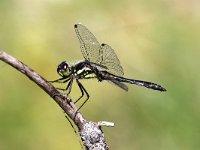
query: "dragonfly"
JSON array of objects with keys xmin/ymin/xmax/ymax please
[{"xmin": 51, "ymin": 23, "xmax": 166, "ymax": 111}]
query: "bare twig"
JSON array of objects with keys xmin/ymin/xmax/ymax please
[{"xmin": 0, "ymin": 50, "xmax": 112, "ymax": 150}]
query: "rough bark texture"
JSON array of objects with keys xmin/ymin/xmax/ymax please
[{"xmin": 0, "ymin": 50, "xmax": 111, "ymax": 150}]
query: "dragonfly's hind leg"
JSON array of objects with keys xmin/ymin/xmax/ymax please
[
  {"xmin": 75, "ymin": 79, "xmax": 90, "ymax": 112},
  {"xmin": 75, "ymin": 79, "xmax": 85, "ymax": 104}
]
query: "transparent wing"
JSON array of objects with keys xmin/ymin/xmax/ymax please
[
  {"xmin": 109, "ymin": 79, "xmax": 128, "ymax": 91},
  {"xmin": 98, "ymin": 43, "xmax": 124, "ymax": 76},
  {"xmin": 74, "ymin": 24, "xmax": 124, "ymax": 76},
  {"xmin": 74, "ymin": 24, "xmax": 101, "ymax": 63}
]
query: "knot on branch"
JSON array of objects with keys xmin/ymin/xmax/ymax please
[{"xmin": 80, "ymin": 121, "xmax": 109, "ymax": 150}]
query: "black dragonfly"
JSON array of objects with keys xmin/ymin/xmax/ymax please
[{"xmin": 51, "ymin": 24, "xmax": 166, "ymax": 111}]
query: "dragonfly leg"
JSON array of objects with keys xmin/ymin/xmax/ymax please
[
  {"xmin": 66, "ymin": 78, "xmax": 74, "ymax": 96},
  {"xmin": 56, "ymin": 87, "xmax": 66, "ymax": 91},
  {"xmin": 54, "ymin": 78, "xmax": 72, "ymax": 91},
  {"xmin": 52, "ymin": 93, "xmax": 67, "ymax": 99},
  {"xmin": 54, "ymin": 77, "xmax": 73, "ymax": 91},
  {"xmin": 48, "ymin": 77, "xmax": 67, "ymax": 83},
  {"xmin": 74, "ymin": 79, "xmax": 85, "ymax": 104},
  {"xmin": 52, "ymin": 78, "xmax": 73, "ymax": 99},
  {"xmin": 49, "ymin": 73, "xmax": 72, "ymax": 83},
  {"xmin": 75, "ymin": 79, "xmax": 89, "ymax": 112}
]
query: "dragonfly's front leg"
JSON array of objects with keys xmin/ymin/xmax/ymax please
[
  {"xmin": 51, "ymin": 77, "xmax": 72, "ymax": 99},
  {"xmin": 49, "ymin": 77, "xmax": 67, "ymax": 83},
  {"xmin": 55, "ymin": 77, "xmax": 74, "ymax": 93},
  {"xmin": 48, "ymin": 73, "xmax": 72, "ymax": 83},
  {"xmin": 50, "ymin": 77, "xmax": 71, "ymax": 91}
]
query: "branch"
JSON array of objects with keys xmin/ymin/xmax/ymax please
[{"xmin": 0, "ymin": 50, "xmax": 113, "ymax": 150}]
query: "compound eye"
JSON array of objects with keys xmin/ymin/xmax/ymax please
[
  {"xmin": 57, "ymin": 61, "xmax": 71, "ymax": 77},
  {"xmin": 60, "ymin": 61, "xmax": 68, "ymax": 68}
]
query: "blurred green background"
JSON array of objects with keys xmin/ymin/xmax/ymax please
[{"xmin": 0, "ymin": 0, "xmax": 199, "ymax": 150}]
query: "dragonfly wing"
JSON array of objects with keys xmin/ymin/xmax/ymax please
[
  {"xmin": 108, "ymin": 79, "xmax": 128, "ymax": 91},
  {"xmin": 74, "ymin": 24, "xmax": 101, "ymax": 63},
  {"xmin": 98, "ymin": 43, "xmax": 124, "ymax": 76}
]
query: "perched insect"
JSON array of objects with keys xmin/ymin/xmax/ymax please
[{"xmin": 51, "ymin": 24, "xmax": 166, "ymax": 111}]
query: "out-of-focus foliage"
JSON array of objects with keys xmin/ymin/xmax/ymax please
[{"xmin": 0, "ymin": 0, "xmax": 199, "ymax": 150}]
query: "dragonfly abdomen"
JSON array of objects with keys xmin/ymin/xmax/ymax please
[
  {"xmin": 119, "ymin": 77, "xmax": 166, "ymax": 91},
  {"xmin": 102, "ymin": 72, "xmax": 166, "ymax": 92}
]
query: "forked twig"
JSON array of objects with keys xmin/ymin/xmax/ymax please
[{"xmin": 0, "ymin": 50, "xmax": 113, "ymax": 150}]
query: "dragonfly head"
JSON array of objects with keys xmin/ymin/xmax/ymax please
[{"xmin": 57, "ymin": 61, "xmax": 72, "ymax": 77}]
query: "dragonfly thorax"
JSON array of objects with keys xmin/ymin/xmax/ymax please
[{"xmin": 57, "ymin": 61, "xmax": 73, "ymax": 77}]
